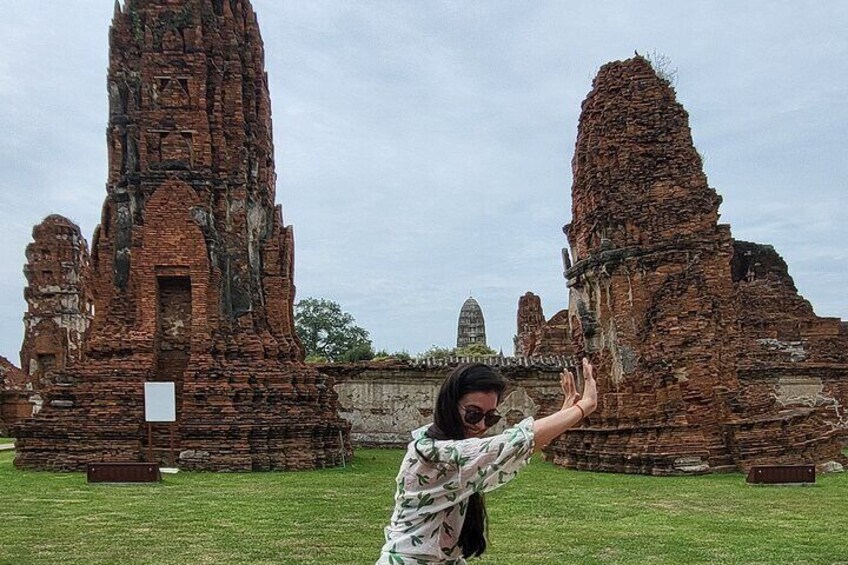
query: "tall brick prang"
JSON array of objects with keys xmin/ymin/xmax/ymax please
[
  {"xmin": 14, "ymin": 0, "xmax": 350, "ymax": 471},
  {"xmin": 548, "ymin": 56, "xmax": 847, "ymax": 474}
]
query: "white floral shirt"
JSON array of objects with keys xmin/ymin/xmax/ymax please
[{"xmin": 376, "ymin": 417, "xmax": 535, "ymax": 564}]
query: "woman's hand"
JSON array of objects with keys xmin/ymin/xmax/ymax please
[
  {"xmin": 560, "ymin": 368, "xmax": 581, "ymax": 410},
  {"xmin": 577, "ymin": 357, "xmax": 598, "ymax": 415},
  {"xmin": 532, "ymin": 357, "xmax": 599, "ymax": 450}
]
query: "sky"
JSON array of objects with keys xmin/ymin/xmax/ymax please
[{"xmin": 1, "ymin": 1, "xmax": 846, "ymax": 364}]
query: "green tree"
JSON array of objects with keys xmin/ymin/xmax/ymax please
[
  {"xmin": 418, "ymin": 343, "xmax": 497, "ymax": 359},
  {"xmin": 295, "ymin": 298, "xmax": 373, "ymax": 362},
  {"xmin": 338, "ymin": 342, "xmax": 375, "ymax": 363},
  {"xmin": 419, "ymin": 345, "xmax": 453, "ymax": 360},
  {"xmin": 373, "ymin": 349, "xmax": 412, "ymax": 361},
  {"xmin": 455, "ymin": 343, "xmax": 497, "ymax": 357}
]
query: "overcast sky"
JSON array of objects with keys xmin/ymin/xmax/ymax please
[{"xmin": 1, "ymin": 1, "xmax": 846, "ymax": 364}]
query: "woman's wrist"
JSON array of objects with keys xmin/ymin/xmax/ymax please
[
  {"xmin": 573, "ymin": 403, "xmax": 586, "ymax": 420},
  {"xmin": 577, "ymin": 399, "xmax": 596, "ymax": 416}
]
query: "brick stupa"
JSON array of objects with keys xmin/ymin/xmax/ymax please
[
  {"xmin": 14, "ymin": 0, "xmax": 350, "ymax": 471},
  {"xmin": 547, "ymin": 56, "xmax": 847, "ymax": 474}
]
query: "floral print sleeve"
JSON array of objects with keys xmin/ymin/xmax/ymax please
[
  {"xmin": 459, "ymin": 417, "xmax": 535, "ymax": 493},
  {"xmin": 377, "ymin": 417, "xmax": 535, "ymax": 564}
]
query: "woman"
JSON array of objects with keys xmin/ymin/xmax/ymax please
[{"xmin": 376, "ymin": 358, "xmax": 598, "ymax": 564}]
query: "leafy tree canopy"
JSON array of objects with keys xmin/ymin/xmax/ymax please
[
  {"xmin": 295, "ymin": 298, "xmax": 373, "ymax": 363},
  {"xmin": 418, "ymin": 343, "xmax": 497, "ymax": 359},
  {"xmin": 419, "ymin": 345, "xmax": 453, "ymax": 360},
  {"xmin": 455, "ymin": 343, "xmax": 497, "ymax": 357},
  {"xmin": 373, "ymin": 349, "xmax": 412, "ymax": 361}
]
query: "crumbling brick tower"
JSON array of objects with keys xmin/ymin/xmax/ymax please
[
  {"xmin": 20, "ymin": 215, "xmax": 94, "ymax": 390},
  {"xmin": 15, "ymin": 0, "xmax": 350, "ymax": 471},
  {"xmin": 548, "ymin": 56, "xmax": 846, "ymax": 474},
  {"xmin": 552, "ymin": 56, "xmax": 742, "ymax": 474},
  {"xmin": 514, "ymin": 292, "xmax": 546, "ymax": 356},
  {"xmin": 514, "ymin": 292, "xmax": 572, "ymax": 357}
]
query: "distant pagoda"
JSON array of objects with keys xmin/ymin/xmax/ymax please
[
  {"xmin": 14, "ymin": 0, "xmax": 350, "ymax": 471},
  {"xmin": 457, "ymin": 296, "xmax": 487, "ymax": 348}
]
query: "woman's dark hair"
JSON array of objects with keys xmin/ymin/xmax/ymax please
[{"xmin": 423, "ymin": 363, "xmax": 506, "ymax": 558}]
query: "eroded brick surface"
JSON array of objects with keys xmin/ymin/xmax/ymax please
[
  {"xmin": 730, "ymin": 241, "xmax": 848, "ymax": 468},
  {"xmin": 547, "ymin": 56, "xmax": 847, "ymax": 474},
  {"xmin": 1, "ymin": 356, "xmax": 28, "ymax": 391},
  {"xmin": 0, "ymin": 356, "xmax": 33, "ymax": 434},
  {"xmin": 14, "ymin": 0, "xmax": 350, "ymax": 471}
]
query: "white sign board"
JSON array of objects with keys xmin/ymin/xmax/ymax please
[{"xmin": 144, "ymin": 382, "xmax": 176, "ymax": 422}]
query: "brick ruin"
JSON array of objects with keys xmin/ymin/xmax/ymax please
[
  {"xmin": 514, "ymin": 291, "xmax": 573, "ymax": 357},
  {"xmin": 13, "ymin": 0, "xmax": 350, "ymax": 471},
  {"xmin": 0, "ymin": 356, "xmax": 29, "ymax": 391},
  {"xmin": 20, "ymin": 215, "xmax": 94, "ymax": 390},
  {"xmin": 544, "ymin": 56, "xmax": 847, "ymax": 474},
  {"xmin": 732, "ymin": 241, "xmax": 848, "ymax": 465},
  {"xmin": 456, "ymin": 296, "xmax": 487, "ymax": 348},
  {"xmin": 4, "ymin": 214, "xmax": 95, "ymax": 434},
  {"xmin": 1, "ymin": 356, "xmax": 33, "ymax": 435}
]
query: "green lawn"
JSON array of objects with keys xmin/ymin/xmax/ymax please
[
  {"xmin": 1, "ymin": 449, "xmax": 847, "ymax": 564},
  {"xmin": 0, "ymin": 437, "xmax": 14, "ymax": 444}
]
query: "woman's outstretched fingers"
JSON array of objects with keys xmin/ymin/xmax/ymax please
[
  {"xmin": 561, "ymin": 369, "xmax": 580, "ymax": 408},
  {"xmin": 561, "ymin": 370, "xmax": 572, "ymax": 392},
  {"xmin": 582, "ymin": 357, "xmax": 593, "ymax": 379},
  {"xmin": 580, "ymin": 357, "xmax": 598, "ymax": 411}
]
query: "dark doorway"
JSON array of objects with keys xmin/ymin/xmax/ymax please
[
  {"xmin": 151, "ymin": 276, "xmax": 191, "ymax": 463},
  {"xmin": 155, "ymin": 276, "xmax": 191, "ymax": 406}
]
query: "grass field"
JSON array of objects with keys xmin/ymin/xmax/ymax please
[{"xmin": 1, "ymin": 449, "xmax": 847, "ymax": 564}]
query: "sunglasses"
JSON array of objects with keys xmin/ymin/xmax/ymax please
[{"xmin": 460, "ymin": 405, "xmax": 502, "ymax": 427}]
